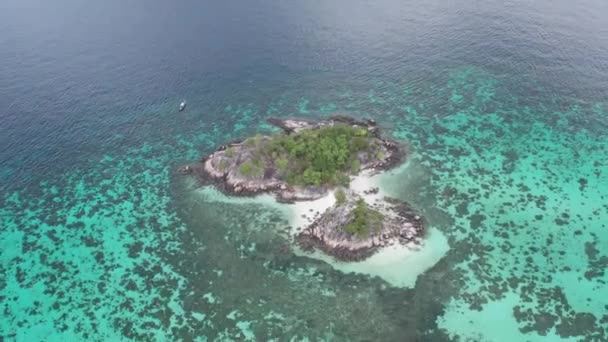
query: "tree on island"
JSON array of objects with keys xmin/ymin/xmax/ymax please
[
  {"xmin": 344, "ymin": 199, "xmax": 384, "ymax": 237},
  {"xmin": 187, "ymin": 116, "xmax": 425, "ymax": 260},
  {"xmin": 227, "ymin": 123, "xmax": 382, "ymax": 187}
]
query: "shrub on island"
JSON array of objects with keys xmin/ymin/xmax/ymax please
[
  {"xmin": 343, "ymin": 199, "xmax": 384, "ymax": 238},
  {"xmin": 235, "ymin": 123, "xmax": 380, "ymax": 186}
]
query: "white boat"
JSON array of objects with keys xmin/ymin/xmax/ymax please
[{"xmin": 179, "ymin": 101, "xmax": 187, "ymax": 111}]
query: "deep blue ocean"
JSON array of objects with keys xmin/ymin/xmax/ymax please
[{"xmin": 1, "ymin": 0, "xmax": 607, "ymax": 340}]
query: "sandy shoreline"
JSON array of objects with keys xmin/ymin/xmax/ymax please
[
  {"xmin": 289, "ymin": 192, "xmax": 336, "ymax": 234},
  {"xmin": 289, "ymin": 166, "xmax": 449, "ymax": 288},
  {"xmin": 196, "ymin": 162, "xmax": 449, "ymax": 288},
  {"xmin": 295, "ymin": 227, "xmax": 448, "ymax": 288},
  {"xmin": 289, "ymin": 169, "xmax": 384, "ymax": 233}
]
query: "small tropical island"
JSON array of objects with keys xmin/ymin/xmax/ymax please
[{"xmin": 180, "ymin": 115, "xmax": 425, "ymax": 261}]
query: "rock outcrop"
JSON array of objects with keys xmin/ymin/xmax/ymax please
[
  {"xmin": 181, "ymin": 115, "xmax": 425, "ymax": 261},
  {"xmin": 296, "ymin": 192, "xmax": 425, "ymax": 261},
  {"xmin": 184, "ymin": 115, "xmax": 405, "ymax": 203}
]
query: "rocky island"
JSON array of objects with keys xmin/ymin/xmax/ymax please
[{"xmin": 180, "ymin": 115, "xmax": 425, "ymax": 261}]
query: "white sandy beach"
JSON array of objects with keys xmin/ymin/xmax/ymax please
[
  {"xmin": 196, "ymin": 161, "xmax": 449, "ymax": 288},
  {"xmin": 296, "ymin": 227, "xmax": 448, "ymax": 288},
  {"xmin": 289, "ymin": 166, "xmax": 449, "ymax": 288},
  {"xmin": 289, "ymin": 193, "xmax": 336, "ymax": 233},
  {"xmin": 289, "ymin": 169, "xmax": 385, "ymax": 233}
]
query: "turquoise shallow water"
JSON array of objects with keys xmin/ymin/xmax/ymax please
[{"xmin": 2, "ymin": 66, "xmax": 607, "ymax": 340}]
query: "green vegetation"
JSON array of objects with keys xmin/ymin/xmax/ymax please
[
  {"xmin": 239, "ymin": 160, "xmax": 264, "ymax": 177},
  {"xmin": 344, "ymin": 199, "xmax": 384, "ymax": 238},
  {"xmin": 253, "ymin": 133, "xmax": 263, "ymax": 145},
  {"xmin": 275, "ymin": 157, "xmax": 289, "ymax": 172},
  {"xmin": 218, "ymin": 159, "xmax": 229, "ymax": 172},
  {"xmin": 334, "ymin": 188, "xmax": 347, "ymax": 205},
  {"xmin": 244, "ymin": 137, "xmax": 256, "ymax": 148},
  {"xmin": 225, "ymin": 147, "xmax": 235, "ymax": 158},
  {"xmin": 240, "ymin": 124, "xmax": 376, "ymax": 185},
  {"xmin": 350, "ymin": 159, "xmax": 360, "ymax": 173}
]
